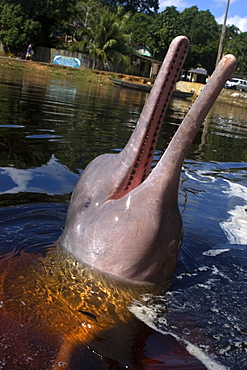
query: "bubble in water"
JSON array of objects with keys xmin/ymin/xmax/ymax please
[
  {"xmin": 182, "ymin": 328, "xmax": 190, "ymax": 335},
  {"xmin": 57, "ymin": 361, "xmax": 67, "ymax": 367}
]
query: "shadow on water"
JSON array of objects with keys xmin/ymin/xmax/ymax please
[{"xmin": 0, "ymin": 69, "xmax": 247, "ymax": 369}]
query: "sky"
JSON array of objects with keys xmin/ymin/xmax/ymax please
[{"xmin": 159, "ymin": 0, "xmax": 247, "ymax": 32}]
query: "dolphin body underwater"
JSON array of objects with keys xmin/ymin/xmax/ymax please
[{"xmin": 0, "ymin": 37, "xmax": 236, "ymax": 369}]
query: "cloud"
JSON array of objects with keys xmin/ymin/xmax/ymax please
[
  {"xmin": 159, "ymin": 0, "xmax": 188, "ymax": 12},
  {"xmin": 214, "ymin": 0, "xmax": 238, "ymax": 5},
  {"xmin": 216, "ymin": 14, "xmax": 247, "ymax": 32}
]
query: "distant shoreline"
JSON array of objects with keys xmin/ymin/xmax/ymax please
[
  {"xmin": 0, "ymin": 56, "xmax": 246, "ymax": 108},
  {"xmin": 0, "ymin": 56, "xmax": 149, "ymax": 85}
]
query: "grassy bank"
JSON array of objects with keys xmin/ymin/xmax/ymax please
[
  {"xmin": 0, "ymin": 56, "xmax": 150, "ymax": 85},
  {"xmin": 0, "ymin": 56, "xmax": 112, "ymax": 83}
]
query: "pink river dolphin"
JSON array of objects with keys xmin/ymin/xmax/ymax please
[{"xmin": 58, "ymin": 36, "xmax": 236, "ymax": 286}]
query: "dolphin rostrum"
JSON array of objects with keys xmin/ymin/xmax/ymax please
[{"xmin": 58, "ymin": 36, "xmax": 236, "ymax": 286}]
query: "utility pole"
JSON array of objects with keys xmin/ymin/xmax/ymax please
[{"xmin": 215, "ymin": 0, "xmax": 230, "ymax": 67}]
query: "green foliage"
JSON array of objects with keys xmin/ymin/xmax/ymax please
[
  {"xmin": 0, "ymin": 0, "xmax": 77, "ymax": 53},
  {"xmin": 150, "ymin": 6, "xmax": 181, "ymax": 60},
  {"xmin": 180, "ymin": 8, "xmax": 219, "ymax": 74},
  {"xmin": 224, "ymin": 30, "xmax": 247, "ymax": 74},
  {"xmin": 71, "ymin": 5, "xmax": 133, "ymax": 68},
  {"xmin": 224, "ymin": 24, "xmax": 240, "ymax": 40},
  {"xmin": 126, "ymin": 12, "xmax": 155, "ymax": 49},
  {"xmin": 102, "ymin": 0, "xmax": 159, "ymax": 14},
  {"xmin": 150, "ymin": 6, "xmax": 220, "ymax": 74},
  {"xmin": 0, "ymin": 3, "xmax": 41, "ymax": 53}
]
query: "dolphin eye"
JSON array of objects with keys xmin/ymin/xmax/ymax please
[{"xmin": 83, "ymin": 198, "xmax": 90, "ymax": 208}]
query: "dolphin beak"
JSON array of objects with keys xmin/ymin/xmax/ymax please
[{"xmin": 111, "ymin": 36, "xmax": 190, "ymax": 200}]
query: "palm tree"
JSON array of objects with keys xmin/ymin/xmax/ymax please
[
  {"xmin": 228, "ymin": 35, "xmax": 247, "ymax": 73},
  {"xmin": 71, "ymin": 6, "xmax": 132, "ymax": 70}
]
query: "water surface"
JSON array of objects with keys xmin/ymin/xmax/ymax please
[{"xmin": 0, "ymin": 69, "xmax": 247, "ymax": 369}]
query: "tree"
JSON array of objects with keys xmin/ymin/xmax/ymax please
[
  {"xmin": 224, "ymin": 24, "xmax": 240, "ymax": 41},
  {"xmin": 126, "ymin": 12, "xmax": 155, "ymax": 49},
  {"xmin": 142, "ymin": 6, "xmax": 220, "ymax": 73},
  {"xmin": 102, "ymin": 0, "xmax": 159, "ymax": 14},
  {"xmin": 0, "ymin": 3, "xmax": 41, "ymax": 53},
  {"xmin": 224, "ymin": 31, "xmax": 247, "ymax": 73},
  {"xmin": 0, "ymin": 0, "xmax": 77, "ymax": 53},
  {"xmin": 71, "ymin": 6, "xmax": 133, "ymax": 69},
  {"xmin": 180, "ymin": 7, "xmax": 219, "ymax": 73},
  {"xmin": 150, "ymin": 6, "xmax": 183, "ymax": 60}
]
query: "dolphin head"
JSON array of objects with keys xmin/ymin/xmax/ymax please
[{"xmin": 58, "ymin": 37, "xmax": 236, "ymax": 285}]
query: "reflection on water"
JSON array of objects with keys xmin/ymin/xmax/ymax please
[
  {"xmin": 200, "ymin": 103, "xmax": 247, "ymax": 162},
  {"xmin": 0, "ymin": 69, "xmax": 247, "ymax": 369}
]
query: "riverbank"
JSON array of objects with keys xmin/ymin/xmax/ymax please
[
  {"xmin": 0, "ymin": 56, "xmax": 149, "ymax": 85},
  {"xmin": 177, "ymin": 80, "xmax": 247, "ymax": 107},
  {"xmin": 1, "ymin": 56, "xmax": 247, "ymax": 108},
  {"xmin": 0, "ymin": 56, "xmax": 112, "ymax": 83}
]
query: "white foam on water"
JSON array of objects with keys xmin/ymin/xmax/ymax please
[
  {"xmin": 220, "ymin": 180, "xmax": 247, "ymax": 244},
  {"xmin": 184, "ymin": 169, "xmax": 217, "ymax": 183},
  {"xmin": 129, "ymin": 301, "xmax": 228, "ymax": 370},
  {"xmin": 220, "ymin": 206, "xmax": 247, "ymax": 244},
  {"xmin": 202, "ymin": 249, "xmax": 230, "ymax": 257},
  {"xmin": 222, "ymin": 180, "xmax": 247, "ymax": 201}
]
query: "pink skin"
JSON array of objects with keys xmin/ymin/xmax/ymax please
[{"xmin": 58, "ymin": 36, "xmax": 236, "ymax": 285}]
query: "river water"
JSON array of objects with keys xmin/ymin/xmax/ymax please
[{"xmin": 0, "ymin": 68, "xmax": 246, "ymax": 369}]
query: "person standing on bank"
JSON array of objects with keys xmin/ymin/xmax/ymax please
[{"xmin": 26, "ymin": 44, "xmax": 34, "ymax": 60}]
